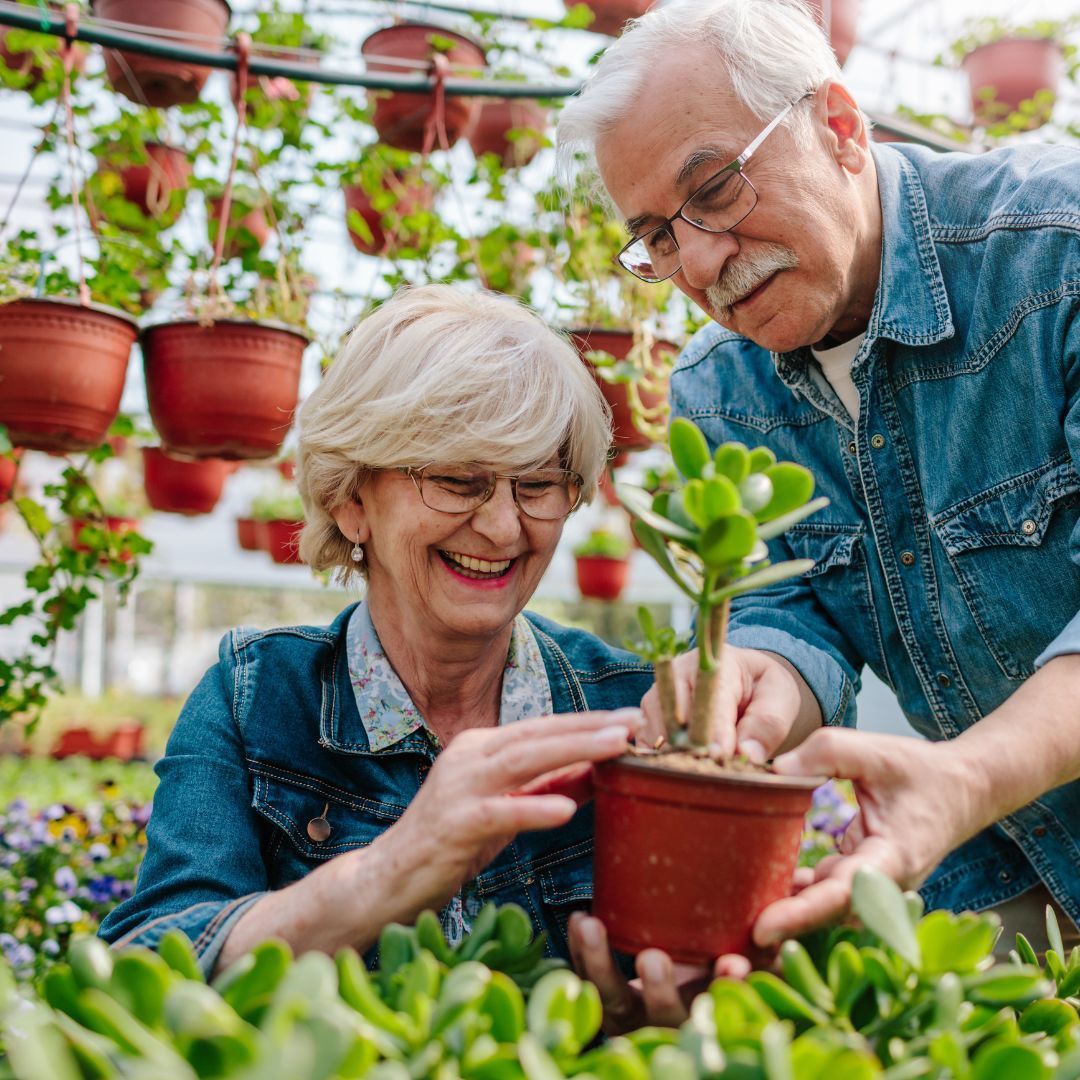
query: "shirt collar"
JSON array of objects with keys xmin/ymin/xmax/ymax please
[{"xmin": 345, "ymin": 600, "xmax": 553, "ymax": 753}]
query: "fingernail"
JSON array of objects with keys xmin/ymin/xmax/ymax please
[
  {"xmin": 639, "ymin": 951, "xmax": 668, "ymax": 980},
  {"xmin": 580, "ymin": 918, "xmax": 603, "ymax": 949},
  {"xmin": 771, "ymin": 751, "xmax": 796, "ymax": 773},
  {"xmin": 594, "ymin": 724, "xmax": 630, "ymax": 744},
  {"xmin": 739, "ymin": 739, "xmax": 766, "ymax": 764},
  {"xmin": 610, "ymin": 708, "xmax": 644, "ymax": 730}
]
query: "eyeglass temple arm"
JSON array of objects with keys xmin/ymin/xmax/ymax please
[{"xmin": 737, "ymin": 94, "xmax": 809, "ymax": 166}]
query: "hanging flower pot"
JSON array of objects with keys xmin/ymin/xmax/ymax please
[
  {"xmin": 361, "ymin": 23, "xmax": 486, "ymax": 152},
  {"xmin": 101, "ymin": 142, "xmax": 192, "ymax": 220},
  {"xmin": 264, "ymin": 517, "xmax": 304, "ymax": 564},
  {"xmin": 569, "ymin": 328, "xmax": 672, "ymax": 454},
  {"xmin": 343, "ymin": 172, "xmax": 435, "ymax": 256},
  {"xmin": 467, "ymin": 98, "xmax": 549, "ymax": 168},
  {"xmin": 592, "ymin": 760, "xmax": 819, "ymax": 961},
  {"xmin": 577, "ymin": 1, "xmax": 655, "ymax": 36},
  {"xmin": 575, "ymin": 554, "xmax": 629, "ymax": 601},
  {"xmin": 92, "ymin": 0, "xmax": 231, "ymax": 108},
  {"xmin": 142, "ymin": 446, "xmax": 231, "ymax": 516},
  {"xmin": 207, "ymin": 192, "xmax": 271, "ymax": 260},
  {"xmin": 0, "ymin": 450, "xmax": 22, "ymax": 503},
  {"xmin": 0, "ymin": 299, "xmax": 138, "ymax": 452},
  {"xmin": 70, "ymin": 515, "xmax": 142, "ymax": 563},
  {"xmin": 236, "ymin": 516, "xmax": 259, "ymax": 550},
  {"xmin": 961, "ymin": 37, "xmax": 1064, "ymax": 129},
  {"xmin": 142, "ymin": 319, "xmax": 307, "ymax": 459},
  {"xmin": 807, "ymin": 0, "xmax": 858, "ymax": 66},
  {"xmin": 0, "ymin": 18, "xmax": 86, "ymax": 91}
]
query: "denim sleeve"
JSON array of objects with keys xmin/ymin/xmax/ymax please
[{"xmin": 98, "ymin": 633, "xmax": 269, "ymax": 976}]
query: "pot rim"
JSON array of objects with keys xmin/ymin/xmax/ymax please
[
  {"xmin": 140, "ymin": 316, "xmax": 311, "ymax": 345},
  {"xmin": 360, "ymin": 21, "xmax": 487, "ymax": 61},
  {"xmin": 598, "ymin": 752, "xmax": 827, "ymax": 791},
  {"xmin": 0, "ymin": 295, "xmax": 140, "ymax": 330},
  {"xmin": 91, "ymin": 0, "xmax": 232, "ymax": 15}
]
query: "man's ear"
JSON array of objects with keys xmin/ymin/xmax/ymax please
[
  {"xmin": 820, "ymin": 81, "xmax": 870, "ymax": 172},
  {"xmin": 330, "ymin": 498, "xmax": 369, "ymax": 544}
]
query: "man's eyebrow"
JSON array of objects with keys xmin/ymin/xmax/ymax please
[{"xmin": 622, "ymin": 145, "xmax": 734, "ymax": 237}]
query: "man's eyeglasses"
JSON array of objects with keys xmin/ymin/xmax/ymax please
[
  {"xmin": 617, "ymin": 95, "xmax": 811, "ymax": 284},
  {"xmin": 403, "ymin": 465, "xmax": 584, "ymax": 521}
]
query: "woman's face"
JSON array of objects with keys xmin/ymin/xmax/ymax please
[{"xmin": 334, "ymin": 466, "xmax": 566, "ymax": 647}]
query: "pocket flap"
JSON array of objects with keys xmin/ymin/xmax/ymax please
[{"xmin": 784, "ymin": 524, "xmax": 864, "ymax": 578}]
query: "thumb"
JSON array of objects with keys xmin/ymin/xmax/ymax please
[{"xmin": 772, "ymin": 727, "xmax": 869, "ymax": 781}]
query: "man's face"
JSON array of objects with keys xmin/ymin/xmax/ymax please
[{"xmin": 596, "ymin": 52, "xmax": 874, "ymax": 353}]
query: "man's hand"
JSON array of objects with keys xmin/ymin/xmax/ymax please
[{"xmin": 640, "ymin": 646, "xmax": 818, "ymax": 760}]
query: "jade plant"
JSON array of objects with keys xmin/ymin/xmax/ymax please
[{"xmin": 619, "ymin": 417, "xmax": 827, "ymax": 753}]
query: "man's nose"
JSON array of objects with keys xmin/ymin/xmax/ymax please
[{"xmin": 672, "ymin": 217, "xmax": 740, "ymax": 293}]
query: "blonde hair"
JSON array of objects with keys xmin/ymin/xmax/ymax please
[{"xmin": 297, "ymin": 284, "xmax": 612, "ymax": 580}]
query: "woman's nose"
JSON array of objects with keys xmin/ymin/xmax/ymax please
[{"xmin": 471, "ymin": 478, "xmax": 522, "ymax": 543}]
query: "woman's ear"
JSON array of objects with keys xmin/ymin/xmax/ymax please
[{"xmin": 330, "ymin": 498, "xmax": 369, "ymax": 544}]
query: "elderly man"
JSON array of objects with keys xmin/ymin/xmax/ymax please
[{"xmin": 557, "ymin": 0, "xmax": 1080, "ymax": 978}]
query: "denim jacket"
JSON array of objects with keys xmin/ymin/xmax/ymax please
[
  {"xmin": 671, "ymin": 141, "xmax": 1080, "ymax": 923},
  {"xmin": 98, "ymin": 605, "xmax": 653, "ymax": 974}
]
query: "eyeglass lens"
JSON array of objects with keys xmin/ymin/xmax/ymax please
[{"xmin": 418, "ymin": 467, "xmax": 580, "ymax": 520}]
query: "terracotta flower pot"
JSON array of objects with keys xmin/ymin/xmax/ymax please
[
  {"xmin": 578, "ymin": 0, "xmax": 655, "ymax": 36},
  {"xmin": 98, "ymin": 141, "xmax": 192, "ymax": 221},
  {"xmin": 961, "ymin": 37, "xmax": 1064, "ymax": 129},
  {"xmin": 207, "ymin": 195, "xmax": 271, "ymax": 259},
  {"xmin": 361, "ymin": 23, "xmax": 486, "ymax": 152},
  {"xmin": 142, "ymin": 446, "xmax": 231, "ymax": 516},
  {"xmin": 806, "ymin": 0, "xmax": 858, "ymax": 66},
  {"xmin": 0, "ymin": 299, "xmax": 138, "ymax": 452},
  {"xmin": 467, "ymin": 98, "xmax": 549, "ymax": 167},
  {"xmin": 0, "ymin": 450, "xmax": 22, "ymax": 503},
  {"xmin": 592, "ymin": 758, "xmax": 819, "ymax": 962},
  {"xmin": 264, "ymin": 517, "xmax": 304, "ymax": 564},
  {"xmin": 236, "ymin": 516, "xmax": 259, "ymax": 551},
  {"xmin": 575, "ymin": 554, "xmax": 629, "ymax": 601},
  {"xmin": 569, "ymin": 328, "xmax": 672, "ymax": 454},
  {"xmin": 71, "ymin": 515, "xmax": 142, "ymax": 563},
  {"xmin": 93, "ymin": 0, "xmax": 231, "ymax": 108},
  {"xmin": 51, "ymin": 722, "xmax": 144, "ymax": 761},
  {"xmin": 142, "ymin": 319, "xmax": 307, "ymax": 460},
  {"xmin": 0, "ymin": 20, "xmax": 86, "ymax": 89},
  {"xmin": 343, "ymin": 176, "xmax": 434, "ymax": 256}
]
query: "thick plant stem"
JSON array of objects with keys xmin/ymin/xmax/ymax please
[
  {"xmin": 654, "ymin": 657, "xmax": 683, "ymax": 744},
  {"xmin": 689, "ymin": 600, "xmax": 730, "ymax": 750}
]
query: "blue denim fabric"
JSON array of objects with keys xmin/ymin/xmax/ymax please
[
  {"xmin": 98, "ymin": 605, "xmax": 653, "ymax": 975},
  {"xmin": 670, "ymin": 141, "xmax": 1080, "ymax": 924}
]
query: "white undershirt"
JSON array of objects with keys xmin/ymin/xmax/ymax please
[{"xmin": 810, "ymin": 332, "xmax": 865, "ymax": 423}]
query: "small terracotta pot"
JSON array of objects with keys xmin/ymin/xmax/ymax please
[
  {"xmin": 961, "ymin": 37, "xmax": 1064, "ymax": 129},
  {"xmin": 142, "ymin": 319, "xmax": 307, "ymax": 460},
  {"xmin": 575, "ymin": 555, "xmax": 629, "ymax": 601},
  {"xmin": 806, "ymin": 0, "xmax": 858, "ymax": 66},
  {"xmin": 142, "ymin": 446, "xmax": 230, "ymax": 516},
  {"xmin": 0, "ymin": 299, "xmax": 138, "ymax": 452},
  {"xmin": 361, "ymin": 23, "xmax": 486, "ymax": 152},
  {"xmin": 264, "ymin": 517, "xmax": 304, "ymax": 564},
  {"xmin": 0, "ymin": 21, "xmax": 86, "ymax": 89},
  {"xmin": 592, "ymin": 757, "xmax": 819, "ymax": 962},
  {"xmin": 70, "ymin": 516, "xmax": 142, "ymax": 563},
  {"xmin": 467, "ymin": 98, "xmax": 548, "ymax": 167},
  {"xmin": 94, "ymin": 0, "xmax": 231, "ymax": 107},
  {"xmin": 578, "ymin": 0, "xmax": 654, "ymax": 36},
  {"xmin": 207, "ymin": 195, "xmax": 271, "ymax": 259},
  {"xmin": 569, "ymin": 328, "xmax": 673, "ymax": 454},
  {"xmin": 236, "ymin": 516, "xmax": 259, "ymax": 551},
  {"xmin": 51, "ymin": 722, "xmax": 144, "ymax": 761},
  {"xmin": 343, "ymin": 176, "xmax": 434, "ymax": 256},
  {"xmin": 109, "ymin": 142, "xmax": 191, "ymax": 218},
  {"xmin": 0, "ymin": 450, "xmax": 22, "ymax": 503}
]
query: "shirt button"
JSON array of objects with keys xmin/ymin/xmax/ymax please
[
  {"xmin": 900, "ymin": 550, "xmax": 915, "ymax": 566},
  {"xmin": 307, "ymin": 816, "xmax": 332, "ymax": 843},
  {"xmin": 847, "ymin": 441, "xmax": 857, "ymax": 455},
  {"xmin": 936, "ymin": 673, "xmax": 951, "ymax": 688},
  {"xmin": 1021, "ymin": 519, "xmax": 1037, "ymax": 536},
  {"xmin": 1033, "ymin": 825, "xmax": 1047, "ymax": 838},
  {"xmin": 870, "ymin": 434, "xmax": 886, "ymax": 449}
]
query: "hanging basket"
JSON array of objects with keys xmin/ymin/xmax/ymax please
[
  {"xmin": 142, "ymin": 446, "xmax": 231, "ymax": 515},
  {"xmin": 961, "ymin": 37, "xmax": 1064, "ymax": 129},
  {"xmin": 235, "ymin": 516, "xmax": 259, "ymax": 551},
  {"xmin": 264, "ymin": 517, "xmax": 304, "ymax": 564},
  {"xmin": 207, "ymin": 195, "xmax": 271, "ymax": 260},
  {"xmin": 0, "ymin": 450, "xmax": 21, "ymax": 503},
  {"xmin": 575, "ymin": 554, "xmax": 629, "ymax": 601},
  {"xmin": 360, "ymin": 23, "xmax": 486, "ymax": 152},
  {"xmin": 466, "ymin": 98, "xmax": 549, "ymax": 168},
  {"xmin": 342, "ymin": 173, "xmax": 435, "ymax": 256},
  {"xmin": 92, "ymin": 0, "xmax": 231, "ymax": 108},
  {"xmin": 578, "ymin": 0, "xmax": 655, "ymax": 36},
  {"xmin": 0, "ymin": 17, "xmax": 87, "ymax": 90},
  {"xmin": 0, "ymin": 298, "xmax": 137, "ymax": 452},
  {"xmin": 142, "ymin": 319, "xmax": 307, "ymax": 460},
  {"xmin": 807, "ymin": 0, "xmax": 859, "ymax": 66},
  {"xmin": 568, "ymin": 328, "xmax": 672, "ymax": 453},
  {"xmin": 102, "ymin": 141, "xmax": 192, "ymax": 219}
]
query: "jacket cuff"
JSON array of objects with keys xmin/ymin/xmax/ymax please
[
  {"xmin": 727, "ymin": 626, "xmax": 857, "ymax": 728},
  {"xmin": 106, "ymin": 893, "xmax": 267, "ymax": 977},
  {"xmin": 1034, "ymin": 611, "xmax": 1080, "ymax": 669}
]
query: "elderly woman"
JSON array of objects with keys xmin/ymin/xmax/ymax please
[{"xmin": 99, "ymin": 285, "xmax": 654, "ymax": 978}]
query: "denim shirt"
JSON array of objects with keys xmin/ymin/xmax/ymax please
[
  {"xmin": 98, "ymin": 604, "xmax": 653, "ymax": 975},
  {"xmin": 671, "ymin": 141, "xmax": 1080, "ymax": 924}
]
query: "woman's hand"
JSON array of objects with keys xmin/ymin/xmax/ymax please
[{"xmin": 374, "ymin": 709, "xmax": 643, "ymax": 921}]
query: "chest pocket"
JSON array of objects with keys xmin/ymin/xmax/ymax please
[
  {"xmin": 932, "ymin": 460, "xmax": 1080, "ymax": 680},
  {"xmin": 250, "ymin": 764, "xmax": 404, "ymax": 887},
  {"xmin": 784, "ymin": 523, "xmax": 874, "ymax": 613}
]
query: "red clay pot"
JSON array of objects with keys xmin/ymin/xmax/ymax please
[
  {"xmin": 0, "ymin": 21, "xmax": 86, "ymax": 88},
  {"xmin": 142, "ymin": 446, "xmax": 230, "ymax": 516},
  {"xmin": 0, "ymin": 450, "xmax": 22, "ymax": 502},
  {"xmin": 579, "ymin": 0, "xmax": 655, "ymax": 36},
  {"xmin": 94, "ymin": 0, "xmax": 231, "ymax": 107},
  {"xmin": 52, "ymin": 722, "xmax": 144, "ymax": 761},
  {"xmin": 142, "ymin": 319, "xmax": 307, "ymax": 460},
  {"xmin": 467, "ymin": 98, "xmax": 548, "ymax": 167},
  {"xmin": 361, "ymin": 23, "xmax": 486, "ymax": 152},
  {"xmin": 111, "ymin": 142, "xmax": 191, "ymax": 218},
  {"xmin": 207, "ymin": 195, "xmax": 271, "ymax": 259},
  {"xmin": 569, "ymin": 328, "xmax": 673, "ymax": 454},
  {"xmin": 575, "ymin": 555, "xmax": 629, "ymax": 601},
  {"xmin": 962, "ymin": 38, "xmax": 1063, "ymax": 128},
  {"xmin": 71, "ymin": 516, "xmax": 142, "ymax": 562},
  {"xmin": 593, "ymin": 757, "xmax": 819, "ymax": 962},
  {"xmin": 806, "ymin": 0, "xmax": 858, "ymax": 66},
  {"xmin": 236, "ymin": 516, "xmax": 259, "ymax": 551},
  {"xmin": 0, "ymin": 299, "xmax": 138, "ymax": 453},
  {"xmin": 343, "ymin": 176, "xmax": 434, "ymax": 256},
  {"xmin": 264, "ymin": 517, "xmax": 304, "ymax": 564}
]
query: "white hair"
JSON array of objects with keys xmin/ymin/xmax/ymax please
[
  {"xmin": 297, "ymin": 284, "xmax": 612, "ymax": 580},
  {"xmin": 556, "ymin": 0, "xmax": 845, "ymax": 199}
]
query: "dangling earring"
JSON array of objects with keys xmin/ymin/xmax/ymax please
[{"xmin": 351, "ymin": 539, "xmax": 364, "ymax": 563}]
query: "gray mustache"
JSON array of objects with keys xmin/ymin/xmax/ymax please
[{"xmin": 705, "ymin": 245, "xmax": 799, "ymax": 310}]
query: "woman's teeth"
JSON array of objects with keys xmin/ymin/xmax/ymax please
[{"xmin": 440, "ymin": 551, "xmax": 513, "ymax": 578}]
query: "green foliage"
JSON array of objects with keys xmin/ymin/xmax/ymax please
[
  {"xmin": 249, "ymin": 489, "xmax": 305, "ymax": 523},
  {"xmin": 572, "ymin": 529, "xmax": 630, "ymax": 561},
  {"xmin": 625, "ymin": 605, "xmax": 690, "ymax": 664}
]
